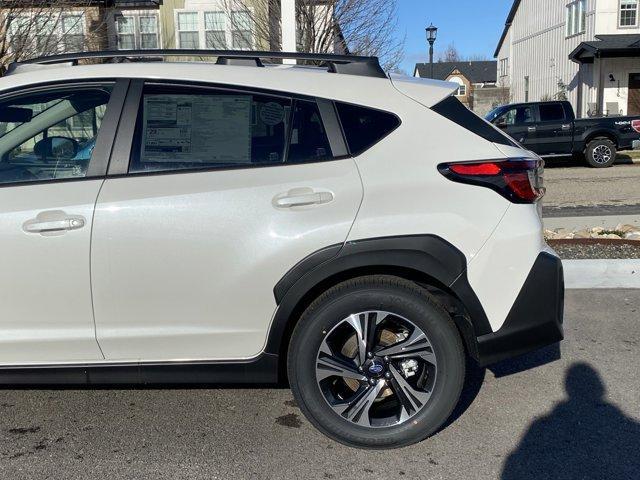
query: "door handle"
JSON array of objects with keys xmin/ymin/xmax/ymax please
[
  {"xmin": 561, "ymin": 124, "xmax": 572, "ymax": 130},
  {"xmin": 527, "ymin": 126, "xmax": 537, "ymax": 132},
  {"xmin": 273, "ymin": 188, "xmax": 334, "ymax": 208},
  {"xmin": 23, "ymin": 217, "xmax": 85, "ymax": 234}
]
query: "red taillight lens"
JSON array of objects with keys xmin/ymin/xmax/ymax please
[
  {"xmin": 438, "ymin": 159, "xmax": 545, "ymax": 204},
  {"xmin": 632, "ymin": 120, "xmax": 640, "ymax": 134}
]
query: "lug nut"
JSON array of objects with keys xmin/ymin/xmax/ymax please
[
  {"xmin": 358, "ymin": 366, "xmax": 364, "ymax": 372},
  {"xmin": 367, "ymin": 352, "xmax": 373, "ymax": 359},
  {"xmin": 385, "ymin": 372, "xmax": 391, "ymax": 379},
  {"xmin": 384, "ymin": 356, "xmax": 389, "ymax": 362},
  {"xmin": 369, "ymin": 378, "xmax": 377, "ymax": 385}
]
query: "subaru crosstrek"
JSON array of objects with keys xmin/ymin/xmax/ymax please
[{"xmin": 0, "ymin": 50, "xmax": 564, "ymax": 449}]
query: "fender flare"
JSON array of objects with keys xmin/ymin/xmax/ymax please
[{"xmin": 265, "ymin": 235, "xmax": 492, "ymax": 356}]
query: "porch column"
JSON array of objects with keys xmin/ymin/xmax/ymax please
[
  {"xmin": 596, "ymin": 54, "xmax": 605, "ymax": 116},
  {"xmin": 281, "ymin": 0, "xmax": 296, "ymax": 63}
]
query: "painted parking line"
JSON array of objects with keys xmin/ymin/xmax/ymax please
[{"xmin": 564, "ymin": 259, "xmax": 640, "ymax": 289}]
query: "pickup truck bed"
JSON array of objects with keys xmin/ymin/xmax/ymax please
[{"xmin": 486, "ymin": 100, "xmax": 640, "ymax": 167}]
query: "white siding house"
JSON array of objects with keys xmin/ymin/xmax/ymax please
[{"xmin": 495, "ymin": 0, "xmax": 640, "ymax": 117}]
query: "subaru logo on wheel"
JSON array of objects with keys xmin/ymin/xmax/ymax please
[{"xmin": 368, "ymin": 361, "xmax": 384, "ymax": 375}]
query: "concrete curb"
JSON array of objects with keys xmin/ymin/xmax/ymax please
[{"xmin": 564, "ymin": 259, "xmax": 640, "ymax": 289}]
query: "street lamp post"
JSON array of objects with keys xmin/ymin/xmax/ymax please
[{"xmin": 426, "ymin": 23, "xmax": 438, "ymax": 79}]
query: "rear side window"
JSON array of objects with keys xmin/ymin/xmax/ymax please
[
  {"xmin": 538, "ymin": 103, "xmax": 566, "ymax": 122},
  {"xmin": 129, "ymin": 85, "xmax": 335, "ymax": 173},
  {"xmin": 287, "ymin": 100, "xmax": 333, "ymax": 163},
  {"xmin": 335, "ymin": 102, "xmax": 400, "ymax": 155},
  {"xmin": 431, "ymin": 96, "xmax": 516, "ymax": 147}
]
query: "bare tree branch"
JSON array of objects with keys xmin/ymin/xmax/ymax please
[
  {"xmin": 222, "ymin": 0, "xmax": 405, "ymax": 72},
  {"xmin": 0, "ymin": 0, "xmax": 108, "ymax": 74}
]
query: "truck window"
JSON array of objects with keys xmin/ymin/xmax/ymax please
[
  {"xmin": 538, "ymin": 103, "xmax": 566, "ymax": 122},
  {"xmin": 496, "ymin": 106, "xmax": 534, "ymax": 126}
]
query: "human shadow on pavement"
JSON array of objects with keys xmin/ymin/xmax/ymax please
[{"xmin": 501, "ymin": 362, "xmax": 640, "ymax": 480}]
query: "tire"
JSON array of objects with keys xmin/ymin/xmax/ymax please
[
  {"xmin": 585, "ymin": 138, "xmax": 616, "ymax": 168},
  {"xmin": 287, "ymin": 275, "xmax": 465, "ymax": 449}
]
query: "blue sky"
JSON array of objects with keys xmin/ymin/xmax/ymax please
[{"xmin": 398, "ymin": 0, "xmax": 514, "ymax": 73}]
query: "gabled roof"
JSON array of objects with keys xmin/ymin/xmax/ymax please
[
  {"xmin": 413, "ymin": 61, "xmax": 497, "ymax": 84},
  {"xmin": 569, "ymin": 34, "xmax": 640, "ymax": 63},
  {"xmin": 494, "ymin": 0, "xmax": 521, "ymax": 58}
]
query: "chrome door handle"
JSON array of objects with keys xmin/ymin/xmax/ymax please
[
  {"xmin": 527, "ymin": 126, "xmax": 537, "ymax": 132},
  {"xmin": 561, "ymin": 124, "xmax": 572, "ymax": 130},
  {"xmin": 23, "ymin": 217, "xmax": 85, "ymax": 233},
  {"xmin": 273, "ymin": 188, "xmax": 334, "ymax": 208}
]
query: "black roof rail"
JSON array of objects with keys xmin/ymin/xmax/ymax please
[{"xmin": 9, "ymin": 49, "xmax": 387, "ymax": 79}]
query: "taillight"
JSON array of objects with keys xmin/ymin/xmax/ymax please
[
  {"xmin": 438, "ymin": 158, "xmax": 546, "ymax": 204},
  {"xmin": 632, "ymin": 120, "xmax": 640, "ymax": 134}
]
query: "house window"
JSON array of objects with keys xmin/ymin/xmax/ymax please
[
  {"xmin": 231, "ymin": 11, "xmax": 252, "ymax": 50},
  {"xmin": 176, "ymin": 10, "xmax": 254, "ymax": 50},
  {"xmin": 177, "ymin": 12, "xmax": 200, "ymax": 48},
  {"xmin": 116, "ymin": 15, "xmax": 135, "ymax": 49},
  {"xmin": 61, "ymin": 14, "xmax": 85, "ymax": 52},
  {"xmin": 566, "ymin": 0, "xmax": 586, "ymax": 36},
  {"xmin": 139, "ymin": 15, "xmax": 159, "ymax": 49},
  {"xmin": 7, "ymin": 13, "xmax": 85, "ymax": 55},
  {"xmin": 620, "ymin": 0, "xmax": 639, "ymax": 27},
  {"xmin": 205, "ymin": 12, "xmax": 226, "ymax": 49},
  {"xmin": 450, "ymin": 76, "xmax": 467, "ymax": 97},
  {"xmin": 115, "ymin": 14, "xmax": 159, "ymax": 50},
  {"xmin": 499, "ymin": 58, "xmax": 509, "ymax": 77}
]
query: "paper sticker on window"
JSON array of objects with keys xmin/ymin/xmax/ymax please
[
  {"xmin": 260, "ymin": 102, "xmax": 285, "ymax": 126},
  {"xmin": 141, "ymin": 94, "xmax": 252, "ymax": 163}
]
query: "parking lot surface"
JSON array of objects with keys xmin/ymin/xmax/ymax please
[
  {"xmin": 1, "ymin": 289, "xmax": 639, "ymax": 480},
  {"xmin": 544, "ymin": 159, "xmax": 640, "ymax": 209}
]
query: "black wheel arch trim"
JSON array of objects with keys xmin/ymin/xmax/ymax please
[{"xmin": 268, "ymin": 235, "xmax": 493, "ymax": 358}]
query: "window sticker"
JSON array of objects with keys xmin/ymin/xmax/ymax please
[
  {"xmin": 260, "ymin": 102, "xmax": 285, "ymax": 126},
  {"xmin": 141, "ymin": 94, "xmax": 252, "ymax": 163}
]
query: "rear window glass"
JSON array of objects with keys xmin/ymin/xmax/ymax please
[
  {"xmin": 431, "ymin": 96, "xmax": 516, "ymax": 147},
  {"xmin": 335, "ymin": 102, "xmax": 400, "ymax": 155},
  {"xmin": 129, "ymin": 85, "xmax": 335, "ymax": 173},
  {"xmin": 539, "ymin": 103, "xmax": 566, "ymax": 122}
]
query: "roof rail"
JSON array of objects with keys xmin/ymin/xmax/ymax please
[{"xmin": 8, "ymin": 49, "xmax": 387, "ymax": 79}]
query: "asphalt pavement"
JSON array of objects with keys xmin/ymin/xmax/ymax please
[{"xmin": 1, "ymin": 289, "xmax": 638, "ymax": 479}]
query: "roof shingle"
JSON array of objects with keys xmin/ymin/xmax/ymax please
[{"xmin": 413, "ymin": 61, "xmax": 497, "ymax": 84}]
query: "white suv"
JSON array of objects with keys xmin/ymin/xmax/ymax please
[{"xmin": 0, "ymin": 51, "xmax": 564, "ymax": 449}]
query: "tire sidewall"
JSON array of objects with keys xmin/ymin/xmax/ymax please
[
  {"xmin": 288, "ymin": 281, "xmax": 465, "ymax": 449},
  {"xmin": 586, "ymin": 139, "xmax": 616, "ymax": 168}
]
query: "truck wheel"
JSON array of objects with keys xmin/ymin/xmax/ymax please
[{"xmin": 585, "ymin": 138, "xmax": 616, "ymax": 168}]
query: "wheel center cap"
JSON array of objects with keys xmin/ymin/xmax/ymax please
[{"xmin": 365, "ymin": 359, "xmax": 386, "ymax": 377}]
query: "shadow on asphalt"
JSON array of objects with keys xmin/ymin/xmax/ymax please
[
  {"xmin": 543, "ymin": 154, "xmax": 637, "ymax": 169},
  {"xmin": 443, "ymin": 343, "xmax": 561, "ymax": 431},
  {"xmin": 501, "ymin": 363, "xmax": 640, "ymax": 480}
]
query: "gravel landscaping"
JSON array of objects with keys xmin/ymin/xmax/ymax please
[{"xmin": 549, "ymin": 239, "xmax": 640, "ymax": 259}]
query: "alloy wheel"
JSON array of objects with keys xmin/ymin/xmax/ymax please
[
  {"xmin": 592, "ymin": 144, "xmax": 612, "ymax": 164},
  {"xmin": 315, "ymin": 311, "xmax": 437, "ymax": 428}
]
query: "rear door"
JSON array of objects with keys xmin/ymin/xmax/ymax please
[
  {"xmin": 91, "ymin": 81, "xmax": 363, "ymax": 361},
  {"xmin": 533, "ymin": 102, "xmax": 573, "ymax": 155},
  {"xmin": 0, "ymin": 80, "xmax": 127, "ymax": 364}
]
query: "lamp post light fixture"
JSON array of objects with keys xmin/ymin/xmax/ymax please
[{"xmin": 426, "ymin": 23, "xmax": 438, "ymax": 79}]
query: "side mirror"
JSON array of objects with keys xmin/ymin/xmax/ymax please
[{"xmin": 34, "ymin": 136, "xmax": 79, "ymax": 161}]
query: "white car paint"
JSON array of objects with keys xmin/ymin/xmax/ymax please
[
  {"xmin": 91, "ymin": 160, "xmax": 362, "ymax": 361},
  {"xmin": 0, "ymin": 60, "xmax": 556, "ymax": 365},
  {"xmin": 0, "ymin": 181, "xmax": 104, "ymax": 364}
]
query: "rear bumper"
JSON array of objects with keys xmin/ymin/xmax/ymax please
[{"xmin": 474, "ymin": 252, "xmax": 564, "ymax": 366}]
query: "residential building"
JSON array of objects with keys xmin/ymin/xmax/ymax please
[
  {"xmin": 413, "ymin": 60, "xmax": 504, "ymax": 115},
  {"xmin": 495, "ymin": 0, "xmax": 640, "ymax": 117}
]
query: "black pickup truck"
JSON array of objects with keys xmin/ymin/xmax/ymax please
[{"xmin": 485, "ymin": 101, "xmax": 640, "ymax": 168}]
